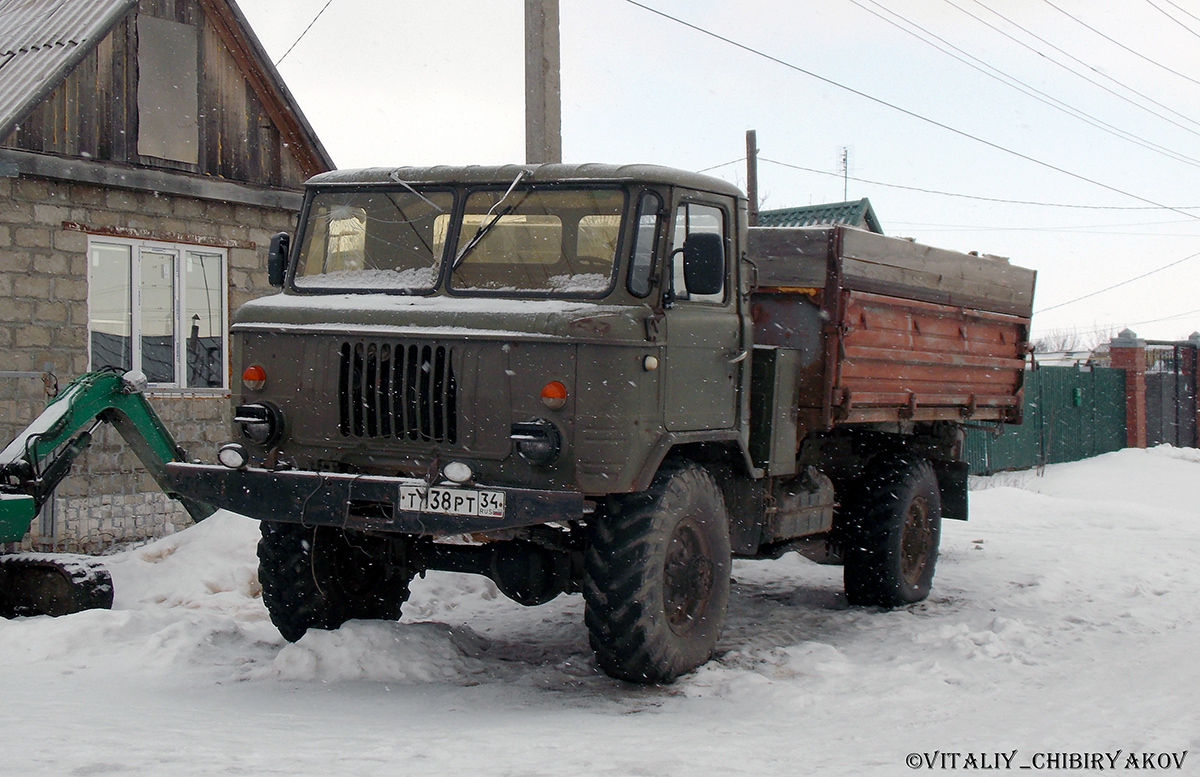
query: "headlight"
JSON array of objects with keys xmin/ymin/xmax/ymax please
[
  {"xmin": 217, "ymin": 443, "xmax": 249, "ymax": 469},
  {"xmin": 443, "ymin": 461, "xmax": 474, "ymax": 484},
  {"xmin": 510, "ymin": 419, "xmax": 561, "ymax": 466},
  {"xmin": 234, "ymin": 402, "xmax": 283, "ymax": 447}
]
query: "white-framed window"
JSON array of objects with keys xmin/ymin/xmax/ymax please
[{"xmin": 87, "ymin": 236, "xmax": 228, "ymax": 390}]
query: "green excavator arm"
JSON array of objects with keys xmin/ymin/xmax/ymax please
[
  {"xmin": 0, "ymin": 370, "xmax": 215, "ymax": 616},
  {"xmin": 1, "ymin": 369, "xmax": 215, "ymax": 543}
]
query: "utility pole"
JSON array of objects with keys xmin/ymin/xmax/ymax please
[
  {"xmin": 746, "ymin": 129, "xmax": 759, "ymax": 226},
  {"xmin": 525, "ymin": 0, "xmax": 562, "ymax": 164}
]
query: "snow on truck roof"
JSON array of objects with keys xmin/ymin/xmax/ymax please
[{"xmin": 306, "ymin": 163, "xmax": 745, "ymax": 196}]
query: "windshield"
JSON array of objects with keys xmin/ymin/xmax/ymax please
[
  {"xmin": 294, "ymin": 189, "xmax": 454, "ymax": 292},
  {"xmin": 450, "ymin": 188, "xmax": 625, "ymax": 295}
]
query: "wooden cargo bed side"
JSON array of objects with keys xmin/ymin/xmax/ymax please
[{"xmin": 747, "ymin": 226, "xmax": 1036, "ymax": 318}]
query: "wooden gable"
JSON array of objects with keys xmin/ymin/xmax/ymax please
[{"xmin": 1, "ymin": 0, "xmax": 332, "ymax": 188}]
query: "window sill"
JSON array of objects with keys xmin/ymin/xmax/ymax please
[{"xmin": 145, "ymin": 388, "xmax": 231, "ymax": 399}]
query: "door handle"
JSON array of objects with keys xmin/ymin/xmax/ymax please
[{"xmin": 728, "ymin": 350, "xmax": 748, "ymax": 364}]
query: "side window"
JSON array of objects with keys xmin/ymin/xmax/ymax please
[
  {"xmin": 627, "ymin": 192, "xmax": 662, "ymax": 297},
  {"xmin": 671, "ymin": 202, "xmax": 726, "ymax": 303}
]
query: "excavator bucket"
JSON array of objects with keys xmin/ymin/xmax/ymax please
[
  {"xmin": 0, "ymin": 493, "xmax": 36, "ymax": 543},
  {"xmin": 0, "ymin": 553, "xmax": 114, "ymax": 617}
]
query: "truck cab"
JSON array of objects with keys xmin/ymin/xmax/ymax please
[{"xmin": 228, "ymin": 164, "xmax": 755, "ymax": 498}]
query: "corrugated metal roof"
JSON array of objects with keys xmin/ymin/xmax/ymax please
[
  {"xmin": 0, "ymin": 0, "xmax": 136, "ymax": 139},
  {"xmin": 758, "ymin": 197, "xmax": 884, "ymax": 234}
]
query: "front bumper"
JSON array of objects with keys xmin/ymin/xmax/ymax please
[{"xmin": 163, "ymin": 463, "xmax": 585, "ymax": 536}]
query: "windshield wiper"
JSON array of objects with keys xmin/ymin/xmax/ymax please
[
  {"xmin": 388, "ymin": 171, "xmax": 446, "ymax": 215},
  {"xmin": 452, "ymin": 169, "xmax": 530, "ymax": 270}
]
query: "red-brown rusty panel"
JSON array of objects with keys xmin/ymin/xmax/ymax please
[
  {"xmin": 838, "ymin": 362, "xmax": 1021, "ymax": 401},
  {"xmin": 847, "ymin": 297, "xmax": 1024, "ymax": 347},
  {"xmin": 837, "ymin": 377, "xmax": 1020, "ymax": 399},
  {"xmin": 840, "ymin": 363, "xmax": 1019, "ymax": 388},
  {"xmin": 847, "ymin": 329, "xmax": 1018, "ymax": 361},
  {"xmin": 843, "ymin": 344, "xmax": 1025, "ymax": 372},
  {"xmin": 835, "ymin": 290, "xmax": 1029, "ymax": 413},
  {"xmin": 842, "ymin": 391, "xmax": 1021, "ymax": 408},
  {"xmin": 846, "ymin": 317, "xmax": 1022, "ymax": 358},
  {"xmin": 842, "ymin": 403, "xmax": 1017, "ymax": 424},
  {"xmin": 839, "ymin": 364, "xmax": 1023, "ymax": 394}
]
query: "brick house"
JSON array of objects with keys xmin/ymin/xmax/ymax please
[{"xmin": 0, "ymin": 0, "xmax": 334, "ymax": 550}]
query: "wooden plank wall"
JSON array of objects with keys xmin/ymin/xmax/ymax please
[{"xmin": 1, "ymin": 0, "xmax": 306, "ymax": 189}]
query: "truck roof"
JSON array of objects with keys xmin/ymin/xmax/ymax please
[{"xmin": 306, "ymin": 163, "xmax": 745, "ymax": 198}]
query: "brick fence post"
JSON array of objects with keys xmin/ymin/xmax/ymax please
[
  {"xmin": 1190, "ymin": 332, "xmax": 1200, "ymax": 448},
  {"xmin": 1109, "ymin": 328, "xmax": 1146, "ymax": 449}
]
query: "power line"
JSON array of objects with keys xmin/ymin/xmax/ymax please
[
  {"xmin": 1129, "ymin": 305, "xmax": 1200, "ymax": 328},
  {"xmin": 1035, "ymin": 305, "xmax": 1200, "ymax": 339},
  {"xmin": 1040, "ymin": 0, "xmax": 1200, "ymax": 91},
  {"xmin": 697, "ymin": 157, "xmax": 744, "ymax": 174},
  {"xmin": 701, "ymin": 159, "xmax": 1200, "ymax": 321},
  {"xmin": 892, "ymin": 218, "xmax": 1200, "ymax": 234},
  {"xmin": 758, "ymin": 156, "xmax": 1200, "ymax": 211},
  {"xmin": 948, "ymin": 0, "xmax": 1200, "ymax": 139},
  {"xmin": 848, "ymin": 0, "xmax": 1200, "ymax": 169},
  {"xmin": 620, "ymin": 0, "xmax": 1200, "ymax": 223},
  {"xmin": 1162, "ymin": 0, "xmax": 1200, "ymax": 27},
  {"xmin": 1035, "ymin": 249, "xmax": 1200, "ymax": 313},
  {"xmin": 275, "ymin": 0, "xmax": 336, "ymax": 66},
  {"xmin": 1143, "ymin": 0, "xmax": 1200, "ymax": 41}
]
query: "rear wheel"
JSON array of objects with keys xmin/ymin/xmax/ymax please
[
  {"xmin": 583, "ymin": 463, "xmax": 731, "ymax": 683},
  {"xmin": 258, "ymin": 522, "xmax": 412, "ymax": 642},
  {"xmin": 843, "ymin": 457, "xmax": 941, "ymax": 607}
]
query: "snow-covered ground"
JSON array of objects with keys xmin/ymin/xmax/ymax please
[{"xmin": 2, "ymin": 447, "xmax": 1198, "ymax": 776}]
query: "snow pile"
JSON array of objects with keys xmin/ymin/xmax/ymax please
[
  {"xmin": 2, "ymin": 447, "xmax": 1199, "ymax": 775},
  {"xmin": 106, "ymin": 511, "xmax": 264, "ymax": 616}
]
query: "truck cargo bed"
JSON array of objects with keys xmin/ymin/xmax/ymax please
[{"xmin": 748, "ymin": 226, "xmax": 1034, "ymax": 433}]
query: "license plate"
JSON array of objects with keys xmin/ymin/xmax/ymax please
[{"xmin": 397, "ymin": 485, "xmax": 505, "ymax": 518}]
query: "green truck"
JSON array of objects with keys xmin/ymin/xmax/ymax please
[{"xmin": 3, "ymin": 164, "xmax": 1035, "ymax": 684}]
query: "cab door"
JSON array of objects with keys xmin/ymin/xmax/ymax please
[{"xmin": 663, "ymin": 200, "xmax": 741, "ymax": 432}]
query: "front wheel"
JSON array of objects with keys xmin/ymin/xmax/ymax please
[
  {"xmin": 258, "ymin": 522, "xmax": 412, "ymax": 642},
  {"xmin": 583, "ymin": 463, "xmax": 732, "ymax": 684},
  {"xmin": 843, "ymin": 457, "xmax": 942, "ymax": 607}
]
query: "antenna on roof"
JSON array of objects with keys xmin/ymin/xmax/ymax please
[{"xmin": 841, "ymin": 147, "xmax": 849, "ymax": 201}]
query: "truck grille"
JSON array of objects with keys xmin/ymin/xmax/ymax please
[{"xmin": 338, "ymin": 342, "xmax": 458, "ymax": 443}]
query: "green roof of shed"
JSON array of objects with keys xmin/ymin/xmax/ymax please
[{"xmin": 758, "ymin": 197, "xmax": 883, "ymax": 234}]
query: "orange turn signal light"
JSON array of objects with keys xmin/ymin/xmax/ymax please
[
  {"xmin": 242, "ymin": 365, "xmax": 267, "ymax": 391},
  {"xmin": 540, "ymin": 381, "xmax": 567, "ymax": 410}
]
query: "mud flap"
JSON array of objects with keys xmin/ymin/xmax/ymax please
[{"xmin": 932, "ymin": 459, "xmax": 969, "ymax": 522}]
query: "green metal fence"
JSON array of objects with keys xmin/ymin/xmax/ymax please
[{"xmin": 965, "ymin": 365, "xmax": 1126, "ymax": 475}]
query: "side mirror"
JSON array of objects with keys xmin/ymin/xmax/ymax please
[
  {"xmin": 682, "ymin": 232, "xmax": 724, "ymax": 296},
  {"xmin": 268, "ymin": 232, "xmax": 290, "ymax": 288}
]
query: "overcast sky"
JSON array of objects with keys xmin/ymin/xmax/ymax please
[{"xmin": 238, "ymin": 0, "xmax": 1200, "ymax": 346}]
